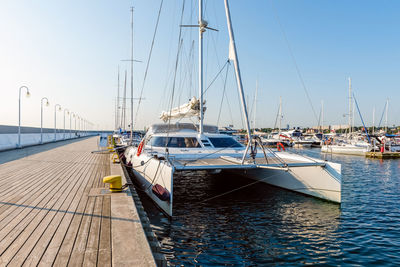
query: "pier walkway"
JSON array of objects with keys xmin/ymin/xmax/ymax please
[{"xmin": 0, "ymin": 137, "xmax": 155, "ymax": 266}]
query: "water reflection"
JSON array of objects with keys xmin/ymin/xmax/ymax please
[
  {"xmin": 140, "ymin": 148, "xmax": 400, "ymax": 265},
  {"xmin": 145, "ymin": 169, "xmax": 342, "ymax": 265}
]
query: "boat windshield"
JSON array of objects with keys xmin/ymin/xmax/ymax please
[
  {"xmin": 208, "ymin": 137, "xmax": 243, "ymax": 148},
  {"xmin": 148, "ymin": 137, "xmax": 201, "ymax": 148}
]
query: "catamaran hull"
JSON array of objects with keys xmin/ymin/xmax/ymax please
[
  {"xmin": 129, "ymin": 160, "xmax": 341, "ymax": 217},
  {"xmin": 125, "ymin": 146, "xmax": 341, "ymax": 216},
  {"xmin": 235, "ymin": 162, "xmax": 341, "ymax": 203},
  {"xmin": 129, "ymin": 157, "xmax": 174, "ymax": 217}
]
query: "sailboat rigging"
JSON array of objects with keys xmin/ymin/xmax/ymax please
[{"xmin": 121, "ymin": 0, "xmax": 342, "ymax": 217}]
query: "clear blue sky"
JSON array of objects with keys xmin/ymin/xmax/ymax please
[{"xmin": 1, "ymin": 0, "xmax": 399, "ymax": 131}]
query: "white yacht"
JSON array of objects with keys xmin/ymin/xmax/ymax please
[
  {"xmin": 124, "ymin": 123, "xmax": 341, "ymax": 216},
  {"xmin": 122, "ymin": 0, "xmax": 341, "ymax": 217}
]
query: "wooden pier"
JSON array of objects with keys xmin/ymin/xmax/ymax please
[
  {"xmin": 0, "ymin": 137, "xmax": 156, "ymax": 266},
  {"xmin": 365, "ymin": 151, "xmax": 400, "ymax": 159}
]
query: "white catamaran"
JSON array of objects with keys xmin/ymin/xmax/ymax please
[{"xmin": 123, "ymin": 0, "xmax": 341, "ymax": 217}]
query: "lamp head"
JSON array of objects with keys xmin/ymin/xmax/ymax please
[
  {"xmin": 46, "ymin": 101, "xmax": 50, "ymax": 107},
  {"xmin": 58, "ymin": 107, "xmax": 61, "ymax": 111},
  {"xmin": 26, "ymin": 91, "xmax": 30, "ymax": 98}
]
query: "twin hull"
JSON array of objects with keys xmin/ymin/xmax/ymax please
[{"xmin": 126, "ymin": 149, "xmax": 341, "ymax": 217}]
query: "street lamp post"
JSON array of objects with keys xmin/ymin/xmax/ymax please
[
  {"xmin": 74, "ymin": 115, "xmax": 78, "ymax": 138},
  {"xmin": 54, "ymin": 104, "xmax": 61, "ymax": 141},
  {"xmin": 78, "ymin": 117, "xmax": 81, "ymax": 137},
  {"xmin": 40, "ymin": 97, "xmax": 50, "ymax": 144},
  {"xmin": 64, "ymin": 109, "xmax": 69, "ymax": 140},
  {"xmin": 81, "ymin": 118, "xmax": 84, "ymax": 136},
  {"xmin": 70, "ymin": 112, "xmax": 74, "ymax": 139},
  {"xmin": 18, "ymin": 86, "xmax": 30, "ymax": 148}
]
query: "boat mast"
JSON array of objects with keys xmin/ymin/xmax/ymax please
[
  {"xmin": 321, "ymin": 100, "xmax": 324, "ymax": 133},
  {"xmin": 198, "ymin": 0, "xmax": 204, "ymax": 135},
  {"xmin": 348, "ymin": 77, "xmax": 352, "ymax": 135},
  {"xmin": 372, "ymin": 106, "xmax": 375, "ymax": 135},
  {"xmin": 385, "ymin": 98, "xmax": 389, "ymax": 133},
  {"xmin": 116, "ymin": 66, "xmax": 120, "ymax": 130},
  {"xmin": 224, "ymin": 0, "xmax": 252, "ymax": 152},
  {"xmin": 278, "ymin": 96, "xmax": 282, "ymax": 135},
  {"xmin": 130, "ymin": 7, "xmax": 134, "ymax": 144},
  {"xmin": 122, "ymin": 70, "xmax": 127, "ymax": 130}
]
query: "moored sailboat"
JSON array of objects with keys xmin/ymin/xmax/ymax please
[{"xmin": 123, "ymin": 0, "xmax": 341, "ymax": 216}]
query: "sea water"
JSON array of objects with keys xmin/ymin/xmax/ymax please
[{"xmin": 140, "ymin": 149, "xmax": 400, "ymax": 265}]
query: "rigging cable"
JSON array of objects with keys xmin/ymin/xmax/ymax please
[
  {"xmin": 134, "ymin": 0, "xmax": 164, "ymax": 127},
  {"xmin": 216, "ymin": 61, "xmax": 231, "ymax": 126},
  {"xmin": 270, "ymin": 0, "xmax": 319, "ymax": 125},
  {"xmin": 202, "ymin": 60, "xmax": 229, "ymax": 96},
  {"xmin": 377, "ymin": 100, "xmax": 387, "ymax": 129},
  {"xmin": 353, "ymin": 93, "xmax": 371, "ymax": 143}
]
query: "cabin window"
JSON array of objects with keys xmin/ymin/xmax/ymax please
[
  {"xmin": 292, "ymin": 132, "xmax": 302, "ymax": 137},
  {"xmin": 208, "ymin": 137, "xmax": 243, "ymax": 148},
  {"xmin": 149, "ymin": 137, "xmax": 200, "ymax": 148}
]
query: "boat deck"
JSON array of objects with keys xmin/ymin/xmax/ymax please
[
  {"xmin": 0, "ymin": 137, "xmax": 155, "ymax": 266},
  {"xmin": 172, "ymin": 154, "xmax": 324, "ymax": 171}
]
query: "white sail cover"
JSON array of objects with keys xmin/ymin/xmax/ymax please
[{"xmin": 160, "ymin": 96, "xmax": 206, "ymax": 122}]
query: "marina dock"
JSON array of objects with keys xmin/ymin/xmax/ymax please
[
  {"xmin": 365, "ymin": 151, "xmax": 400, "ymax": 159},
  {"xmin": 0, "ymin": 137, "xmax": 156, "ymax": 266}
]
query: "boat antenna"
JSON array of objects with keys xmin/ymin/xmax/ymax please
[{"xmin": 224, "ymin": 0, "xmax": 254, "ymax": 162}]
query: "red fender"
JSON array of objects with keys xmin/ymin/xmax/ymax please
[{"xmin": 136, "ymin": 140, "xmax": 144, "ymax": 156}]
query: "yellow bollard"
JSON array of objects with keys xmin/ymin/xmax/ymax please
[
  {"xmin": 107, "ymin": 135, "xmax": 114, "ymax": 150},
  {"xmin": 111, "ymin": 152, "xmax": 119, "ymax": 163},
  {"xmin": 103, "ymin": 175, "xmax": 122, "ymax": 192}
]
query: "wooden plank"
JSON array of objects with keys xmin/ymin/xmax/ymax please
[
  {"xmin": 50, "ymin": 160, "xmax": 101, "ymax": 266},
  {"xmin": 0, "ymin": 163, "xmax": 63, "ymax": 216},
  {"xmin": 82, "ymin": 196, "xmax": 103, "ymax": 267},
  {"xmin": 110, "ymin": 162, "xmax": 156, "ymax": 266},
  {"xmin": 37, "ymin": 156, "xmax": 100, "ymax": 266},
  {"xmin": 0, "ymin": 150, "xmax": 88, "ymax": 207},
  {"xmin": 0, "ymin": 154, "xmax": 91, "ymax": 263},
  {"xmin": 67, "ymin": 195, "xmax": 96, "ymax": 266},
  {"xmin": 0, "ymin": 137, "xmax": 153, "ymax": 266},
  {"xmin": 0, "ymin": 161, "xmax": 79, "ymax": 240},
  {"xmin": 0, "ymin": 158, "xmax": 69, "ymax": 200},
  {"xmin": 97, "ymin": 195, "xmax": 111, "ymax": 267},
  {"xmin": 8, "ymin": 155, "xmax": 93, "ymax": 266},
  {"xmin": 0, "ymin": 153, "xmax": 90, "ymax": 228}
]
